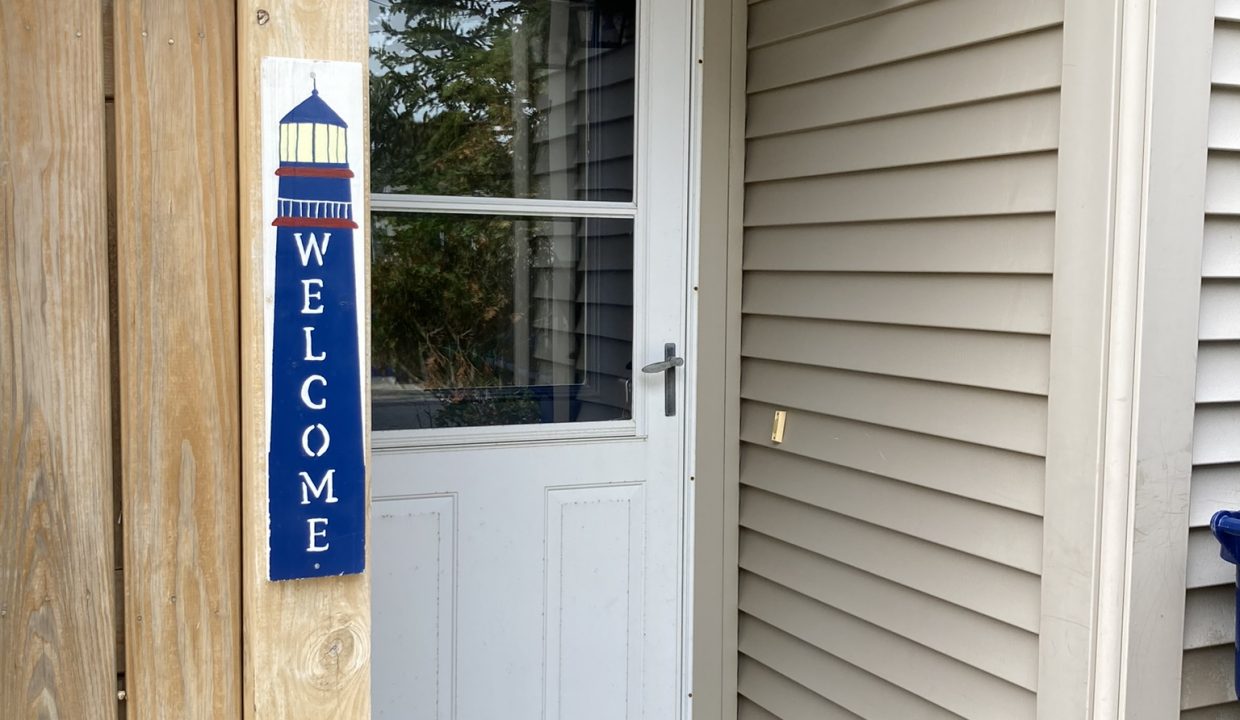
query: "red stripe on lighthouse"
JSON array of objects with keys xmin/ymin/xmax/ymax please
[
  {"xmin": 272, "ymin": 217, "xmax": 359, "ymax": 229},
  {"xmin": 275, "ymin": 166, "xmax": 355, "ymax": 179}
]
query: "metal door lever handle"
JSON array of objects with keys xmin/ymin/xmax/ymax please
[
  {"xmin": 640, "ymin": 356, "xmax": 684, "ymax": 374},
  {"xmin": 641, "ymin": 343, "xmax": 683, "ymax": 416}
]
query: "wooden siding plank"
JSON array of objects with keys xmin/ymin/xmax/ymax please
[
  {"xmin": 1221, "ymin": 5, "xmax": 1240, "ymax": 23},
  {"xmin": 740, "ymin": 530, "xmax": 1040, "ymax": 690},
  {"xmin": 1182, "ymin": 703, "xmax": 1240, "ymax": 719},
  {"xmin": 1193, "ymin": 404, "xmax": 1240, "ymax": 464},
  {"xmin": 739, "ymin": 401, "xmax": 1046, "ymax": 515},
  {"xmin": 1199, "ymin": 280, "xmax": 1240, "ymax": 339},
  {"xmin": 737, "ymin": 656, "xmax": 863, "ymax": 720},
  {"xmin": 1183, "ymin": 646, "xmax": 1240, "ymax": 710},
  {"xmin": 739, "ymin": 614, "xmax": 959, "ymax": 719},
  {"xmin": 741, "ymin": 316, "xmax": 1051, "ymax": 395},
  {"xmin": 112, "ymin": 2, "xmax": 242, "ymax": 717},
  {"xmin": 739, "ymin": 572, "xmax": 1037, "ymax": 719},
  {"xmin": 0, "ymin": 2, "xmax": 118, "ymax": 719},
  {"xmin": 747, "ymin": 28, "xmax": 1063, "ymax": 138},
  {"xmin": 747, "ymin": 0, "xmax": 1063, "ymax": 93},
  {"xmin": 741, "ymin": 445, "xmax": 1043, "ymax": 573},
  {"xmin": 744, "ymin": 153, "xmax": 1059, "ymax": 226},
  {"xmin": 1193, "ymin": 343, "xmax": 1240, "ymax": 404},
  {"xmin": 237, "ymin": 2, "xmax": 370, "ymax": 719},
  {"xmin": 1206, "ymin": 152, "xmax": 1240, "ymax": 214},
  {"xmin": 1187, "ymin": 527, "xmax": 1233, "ymax": 589},
  {"xmin": 740, "ymin": 358, "xmax": 1048, "ymax": 455},
  {"xmin": 1203, "ymin": 217, "xmax": 1240, "ymax": 277},
  {"xmin": 737, "ymin": 696, "xmax": 782, "ymax": 720},
  {"xmin": 1190, "ymin": 464, "xmax": 1240, "ymax": 526},
  {"xmin": 742, "ymin": 272, "xmax": 1053, "ymax": 335},
  {"xmin": 1215, "ymin": 21, "xmax": 1240, "ymax": 87},
  {"xmin": 746, "ymin": 0, "xmax": 926, "ymax": 48},
  {"xmin": 1208, "ymin": 88, "xmax": 1240, "ymax": 150},
  {"xmin": 739, "ymin": 486, "xmax": 1042, "ymax": 631},
  {"xmin": 742, "ymin": 214, "xmax": 1056, "ymax": 274},
  {"xmin": 1184, "ymin": 585, "xmax": 1234, "ymax": 650},
  {"xmin": 746, "ymin": 92, "xmax": 1060, "ymax": 182}
]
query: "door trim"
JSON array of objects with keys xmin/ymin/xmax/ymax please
[{"xmin": 685, "ymin": 0, "xmax": 746, "ymax": 718}]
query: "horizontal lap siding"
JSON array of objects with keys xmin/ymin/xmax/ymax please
[
  {"xmin": 1185, "ymin": 11, "xmax": 1240, "ymax": 716},
  {"xmin": 736, "ymin": 0, "xmax": 1061, "ymax": 717}
]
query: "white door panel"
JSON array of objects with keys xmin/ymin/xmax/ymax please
[{"xmin": 370, "ymin": 0, "xmax": 690, "ymax": 717}]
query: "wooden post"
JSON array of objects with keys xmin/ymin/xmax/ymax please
[
  {"xmin": 237, "ymin": 3, "xmax": 370, "ymax": 718},
  {"xmin": 0, "ymin": 2, "xmax": 118, "ymax": 718},
  {"xmin": 112, "ymin": 2, "xmax": 242, "ymax": 718}
]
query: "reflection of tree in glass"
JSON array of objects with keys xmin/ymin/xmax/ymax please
[
  {"xmin": 368, "ymin": 0, "xmax": 634, "ymax": 425},
  {"xmin": 369, "ymin": 0, "xmax": 544, "ymax": 393},
  {"xmin": 371, "ymin": 213, "xmax": 522, "ymax": 389}
]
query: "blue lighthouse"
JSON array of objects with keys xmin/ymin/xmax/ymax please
[{"xmin": 267, "ymin": 83, "xmax": 365, "ymax": 580}]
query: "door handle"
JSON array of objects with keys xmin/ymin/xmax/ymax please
[{"xmin": 641, "ymin": 343, "xmax": 684, "ymax": 416}]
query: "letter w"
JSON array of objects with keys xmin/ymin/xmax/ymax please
[
  {"xmin": 294, "ymin": 232, "xmax": 331, "ymax": 267},
  {"xmin": 299, "ymin": 469, "xmax": 339, "ymax": 504}
]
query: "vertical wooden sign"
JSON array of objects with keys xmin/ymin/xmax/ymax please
[
  {"xmin": 262, "ymin": 58, "xmax": 366, "ymax": 581},
  {"xmin": 239, "ymin": 3, "xmax": 370, "ymax": 718}
]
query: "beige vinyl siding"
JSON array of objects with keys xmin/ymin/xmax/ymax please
[
  {"xmin": 1184, "ymin": 9, "xmax": 1240, "ymax": 715},
  {"xmin": 737, "ymin": 0, "xmax": 1062, "ymax": 717}
]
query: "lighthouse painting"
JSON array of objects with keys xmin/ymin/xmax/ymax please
[{"xmin": 261, "ymin": 58, "xmax": 366, "ymax": 581}]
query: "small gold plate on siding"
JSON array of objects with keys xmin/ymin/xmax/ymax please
[{"xmin": 771, "ymin": 410, "xmax": 787, "ymax": 444}]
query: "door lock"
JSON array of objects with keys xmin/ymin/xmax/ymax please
[{"xmin": 641, "ymin": 343, "xmax": 684, "ymax": 416}]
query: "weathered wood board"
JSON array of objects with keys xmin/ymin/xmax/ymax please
[
  {"xmin": 112, "ymin": 1, "xmax": 243, "ymax": 718},
  {"xmin": 0, "ymin": 2, "xmax": 118, "ymax": 718},
  {"xmin": 237, "ymin": 2, "xmax": 371, "ymax": 718}
]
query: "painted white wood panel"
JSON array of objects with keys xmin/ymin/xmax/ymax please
[
  {"xmin": 747, "ymin": 28, "xmax": 1063, "ymax": 138},
  {"xmin": 544, "ymin": 485, "xmax": 645, "ymax": 720},
  {"xmin": 739, "ymin": 401, "xmax": 1046, "ymax": 514},
  {"xmin": 747, "ymin": 0, "xmax": 1063, "ymax": 92},
  {"xmin": 371, "ymin": 495, "xmax": 456, "ymax": 720}
]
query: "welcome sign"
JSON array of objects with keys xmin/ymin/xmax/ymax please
[{"xmin": 261, "ymin": 57, "xmax": 366, "ymax": 580}]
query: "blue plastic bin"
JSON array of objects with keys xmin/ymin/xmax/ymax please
[{"xmin": 1209, "ymin": 509, "xmax": 1240, "ymax": 700}]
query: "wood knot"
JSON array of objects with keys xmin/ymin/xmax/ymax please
[{"xmin": 304, "ymin": 618, "xmax": 367, "ymax": 690}]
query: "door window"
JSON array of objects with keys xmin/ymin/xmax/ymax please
[{"xmin": 369, "ymin": 0, "xmax": 638, "ymax": 431}]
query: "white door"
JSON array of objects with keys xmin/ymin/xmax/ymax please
[{"xmin": 367, "ymin": 2, "xmax": 691, "ymax": 718}]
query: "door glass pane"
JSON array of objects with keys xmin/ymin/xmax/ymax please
[
  {"xmin": 369, "ymin": 0, "xmax": 637, "ymax": 202},
  {"xmin": 371, "ymin": 212, "xmax": 633, "ymax": 430}
]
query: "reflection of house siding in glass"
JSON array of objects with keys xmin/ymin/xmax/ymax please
[
  {"xmin": 524, "ymin": 5, "xmax": 636, "ymax": 421},
  {"xmin": 735, "ymin": 3, "xmax": 1062, "ymax": 717}
]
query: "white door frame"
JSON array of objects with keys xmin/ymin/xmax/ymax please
[{"xmin": 369, "ymin": 0, "xmax": 703, "ymax": 716}]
